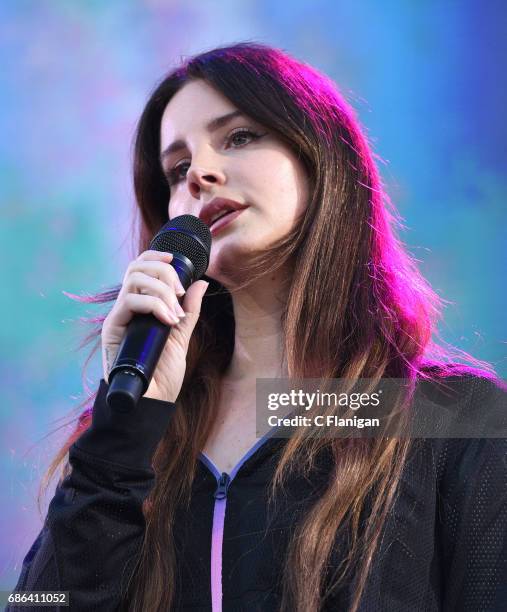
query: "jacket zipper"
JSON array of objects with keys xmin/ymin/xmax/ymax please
[
  {"xmin": 200, "ymin": 430, "xmax": 276, "ymax": 610},
  {"xmin": 214, "ymin": 472, "xmax": 230, "ymax": 500},
  {"xmin": 211, "ymin": 472, "xmax": 231, "ymax": 612}
]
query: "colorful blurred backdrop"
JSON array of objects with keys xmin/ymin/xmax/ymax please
[{"xmin": 1, "ymin": 0, "xmax": 505, "ymax": 590}]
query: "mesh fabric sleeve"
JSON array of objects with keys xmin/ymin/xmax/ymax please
[
  {"xmin": 7, "ymin": 379, "xmax": 176, "ymax": 612},
  {"xmin": 439, "ymin": 377, "xmax": 507, "ymax": 610}
]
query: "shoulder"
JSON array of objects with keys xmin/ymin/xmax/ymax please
[
  {"xmin": 414, "ymin": 363, "xmax": 506, "ymax": 437},
  {"xmin": 409, "ymin": 364, "xmax": 507, "ymax": 484},
  {"xmin": 416, "ymin": 362, "xmax": 507, "ymax": 404}
]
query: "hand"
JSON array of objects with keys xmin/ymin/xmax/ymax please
[{"xmin": 101, "ymin": 250, "xmax": 209, "ymax": 403}]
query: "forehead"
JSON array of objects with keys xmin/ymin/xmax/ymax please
[{"xmin": 160, "ymin": 80, "xmax": 237, "ymax": 147}]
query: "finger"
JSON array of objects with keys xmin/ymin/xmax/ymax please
[
  {"xmin": 128, "ymin": 260, "xmax": 186, "ymax": 297},
  {"xmin": 118, "ymin": 293, "xmax": 181, "ymax": 326},
  {"xmin": 126, "ymin": 272, "xmax": 185, "ymax": 319},
  {"xmin": 137, "ymin": 250, "xmax": 174, "ymax": 262}
]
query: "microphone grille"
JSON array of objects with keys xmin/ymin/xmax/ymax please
[{"xmin": 150, "ymin": 215, "xmax": 211, "ymax": 279}]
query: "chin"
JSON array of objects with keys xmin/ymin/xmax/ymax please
[{"xmin": 205, "ymin": 241, "xmax": 258, "ymax": 286}]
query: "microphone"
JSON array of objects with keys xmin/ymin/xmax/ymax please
[{"xmin": 106, "ymin": 215, "xmax": 212, "ymax": 412}]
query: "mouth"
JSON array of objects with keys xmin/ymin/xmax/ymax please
[
  {"xmin": 209, "ymin": 208, "xmax": 248, "ymax": 235},
  {"xmin": 199, "ymin": 197, "xmax": 249, "ymax": 229}
]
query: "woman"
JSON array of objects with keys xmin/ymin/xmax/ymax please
[{"xmin": 11, "ymin": 42, "xmax": 506, "ymax": 611}]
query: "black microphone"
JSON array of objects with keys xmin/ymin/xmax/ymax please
[{"xmin": 106, "ymin": 215, "xmax": 211, "ymax": 412}]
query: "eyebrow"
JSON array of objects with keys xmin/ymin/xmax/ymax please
[{"xmin": 159, "ymin": 110, "xmax": 245, "ymax": 164}]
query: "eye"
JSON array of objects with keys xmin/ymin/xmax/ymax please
[
  {"xmin": 163, "ymin": 128, "xmax": 265, "ymax": 186},
  {"xmin": 226, "ymin": 128, "xmax": 263, "ymax": 148},
  {"xmin": 165, "ymin": 161, "xmax": 190, "ymax": 186}
]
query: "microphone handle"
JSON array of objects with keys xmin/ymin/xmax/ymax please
[
  {"xmin": 106, "ymin": 313, "xmax": 171, "ymax": 412},
  {"xmin": 106, "ymin": 252, "xmax": 195, "ymax": 412}
]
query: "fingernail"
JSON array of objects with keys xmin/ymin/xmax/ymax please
[
  {"xmin": 176, "ymin": 303, "xmax": 186, "ymax": 317},
  {"xmin": 165, "ymin": 308, "xmax": 178, "ymax": 324}
]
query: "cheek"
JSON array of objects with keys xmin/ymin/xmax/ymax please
[
  {"xmin": 167, "ymin": 192, "xmax": 192, "ymax": 220},
  {"xmin": 254, "ymin": 152, "xmax": 309, "ymax": 217}
]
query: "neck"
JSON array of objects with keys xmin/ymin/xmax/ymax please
[{"xmin": 222, "ymin": 273, "xmax": 289, "ymax": 385}]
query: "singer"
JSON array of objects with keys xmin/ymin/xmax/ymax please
[{"xmin": 11, "ymin": 43, "xmax": 506, "ymax": 611}]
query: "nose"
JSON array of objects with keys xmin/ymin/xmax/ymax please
[{"xmin": 186, "ymin": 164, "xmax": 226, "ymax": 200}]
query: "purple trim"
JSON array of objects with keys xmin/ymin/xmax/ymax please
[
  {"xmin": 199, "ymin": 452, "xmax": 222, "ymax": 480},
  {"xmin": 211, "ymin": 497, "xmax": 226, "ymax": 611},
  {"xmin": 199, "ymin": 427, "xmax": 278, "ymax": 611},
  {"xmin": 199, "ymin": 425, "xmax": 277, "ymax": 479}
]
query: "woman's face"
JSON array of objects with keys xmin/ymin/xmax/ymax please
[{"xmin": 159, "ymin": 79, "xmax": 309, "ymax": 282}]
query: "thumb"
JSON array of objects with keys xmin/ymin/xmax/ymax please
[{"xmin": 176, "ymin": 279, "xmax": 209, "ymax": 335}]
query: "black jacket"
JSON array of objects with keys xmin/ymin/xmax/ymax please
[{"xmin": 7, "ymin": 374, "xmax": 507, "ymax": 611}]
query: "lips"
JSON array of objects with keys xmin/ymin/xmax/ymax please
[
  {"xmin": 199, "ymin": 198, "xmax": 249, "ymax": 228},
  {"xmin": 210, "ymin": 210, "xmax": 234, "ymax": 227},
  {"xmin": 209, "ymin": 208, "xmax": 247, "ymax": 236}
]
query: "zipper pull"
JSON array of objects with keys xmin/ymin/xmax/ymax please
[{"xmin": 214, "ymin": 472, "xmax": 231, "ymax": 500}]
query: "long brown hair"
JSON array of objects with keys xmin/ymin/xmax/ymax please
[{"xmin": 40, "ymin": 42, "xmax": 497, "ymax": 611}]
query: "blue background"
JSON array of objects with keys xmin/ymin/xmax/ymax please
[{"xmin": 1, "ymin": 0, "xmax": 505, "ymax": 589}]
